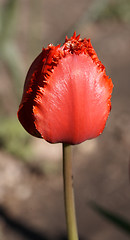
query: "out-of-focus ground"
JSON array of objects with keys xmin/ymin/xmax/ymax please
[{"xmin": 0, "ymin": 0, "xmax": 130, "ymax": 239}]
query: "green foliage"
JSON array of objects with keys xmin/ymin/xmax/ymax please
[
  {"xmin": 97, "ymin": 0, "xmax": 130, "ymax": 22},
  {"xmin": 0, "ymin": 117, "xmax": 32, "ymax": 161},
  {"xmin": 0, "ymin": 0, "xmax": 17, "ymax": 42},
  {"xmin": 0, "ymin": 0, "xmax": 24, "ymax": 101}
]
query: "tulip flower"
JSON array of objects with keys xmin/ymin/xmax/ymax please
[
  {"xmin": 17, "ymin": 32, "xmax": 113, "ymax": 145},
  {"xmin": 17, "ymin": 32, "xmax": 113, "ymax": 240}
]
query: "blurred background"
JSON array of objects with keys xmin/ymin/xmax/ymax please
[{"xmin": 0, "ymin": 0, "xmax": 130, "ymax": 239}]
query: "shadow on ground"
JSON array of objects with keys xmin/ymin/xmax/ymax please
[{"xmin": 0, "ymin": 205, "xmax": 85, "ymax": 240}]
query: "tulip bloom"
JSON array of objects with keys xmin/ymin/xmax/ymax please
[{"xmin": 18, "ymin": 32, "xmax": 113, "ymax": 144}]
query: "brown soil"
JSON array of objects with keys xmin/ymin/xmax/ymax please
[{"xmin": 0, "ymin": 0, "xmax": 130, "ymax": 240}]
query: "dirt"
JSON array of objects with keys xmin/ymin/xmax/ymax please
[{"xmin": 0, "ymin": 0, "xmax": 130, "ymax": 240}]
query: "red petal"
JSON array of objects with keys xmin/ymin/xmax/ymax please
[
  {"xmin": 18, "ymin": 33, "xmax": 113, "ymax": 144},
  {"xmin": 34, "ymin": 54, "xmax": 112, "ymax": 144}
]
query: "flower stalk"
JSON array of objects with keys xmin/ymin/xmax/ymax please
[{"xmin": 63, "ymin": 143, "xmax": 79, "ymax": 240}]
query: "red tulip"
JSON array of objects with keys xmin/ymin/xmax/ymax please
[{"xmin": 17, "ymin": 32, "xmax": 113, "ymax": 144}]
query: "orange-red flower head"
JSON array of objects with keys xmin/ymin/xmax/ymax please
[{"xmin": 17, "ymin": 32, "xmax": 113, "ymax": 144}]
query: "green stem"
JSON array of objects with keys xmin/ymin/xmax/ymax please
[{"xmin": 63, "ymin": 143, "xmax": 79, "ymax": 240}]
